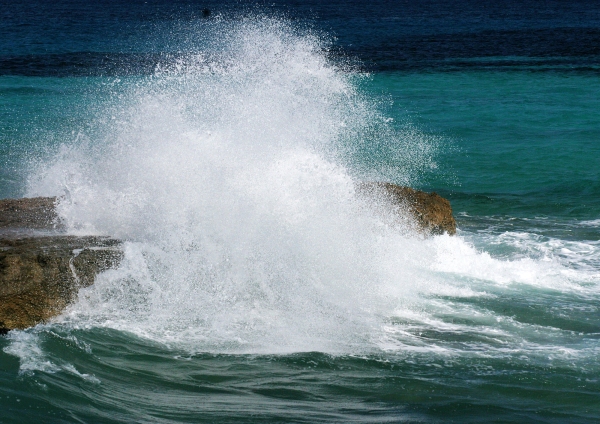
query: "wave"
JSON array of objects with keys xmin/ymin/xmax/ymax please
[{"xmin": 15, "ymin": 17, "xmax": 599, "ymax": 360}]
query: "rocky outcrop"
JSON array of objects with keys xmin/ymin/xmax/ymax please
[
  {"xmin": 0, "ymin": 186, "xmax": 455, "ymax": 332},
  {"xmin": 0, "ymin": 197, "xmax": 122, "ymax": 333},
  {"xmin": 0, "ymin": 196, "xmax": 61, "ymax": 232},
  {"xmin": 0, "ymin": 236, "xmax": 122, "ymax": 333},
  {"xmin": 359, "ymin": 182, "xmax": 457, "ymax": 235}
]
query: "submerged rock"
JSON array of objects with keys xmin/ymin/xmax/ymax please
[
  {"xmin": 0, "ymin": 198, "xmax": 122, "ymax": 333},
  {"xmin": 359, "ymin": 182, "xmax": 457, "ymax": 236}
]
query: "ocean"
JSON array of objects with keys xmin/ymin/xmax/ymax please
[{"xmin": 1, "ymin": 0, "xmax": 600, "ymax": 422}]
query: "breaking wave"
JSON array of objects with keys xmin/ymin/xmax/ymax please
[{"xmin": 21, "ymin": 17, "xmax": 598, "ymax": 358}]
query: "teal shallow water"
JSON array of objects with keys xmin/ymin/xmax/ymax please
[
  {"xmin": 4, "ymin": 71, "xmax": 600, "ymax": 220},
  {"xmin": 367, "ymin": 71, "xmax": 600, "ymax": 220}
]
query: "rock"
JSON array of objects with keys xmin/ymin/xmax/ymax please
[
  {"xmin": 0, "ymin": 185, "xmax": 455, "ymax": 332},
  {"xmin": 0, "ymin": 196, "xmax": 61, "ymax": 232},
  {"xmin": 0, "ymin": 198, "xmax": 122, "ymax": 333},
  {"xmin": 359, "ymin": 182, "xmax": 457, "ymax": 235}
]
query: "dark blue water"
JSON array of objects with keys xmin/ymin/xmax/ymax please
[
  {"xmin": 1, "ymin": 1, "xmax": 600, "ymax": 422},
  {"xmin": 2, "ymin": 0, "xmax": 600, "ymax": 75}
]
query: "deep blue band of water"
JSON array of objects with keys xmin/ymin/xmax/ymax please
[{"xmin": 2, "ymin": 0, "xmax": 600, "ymax": 75}]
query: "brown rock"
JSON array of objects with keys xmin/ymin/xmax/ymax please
[
  {"xmin": 0, "ymin": 185, "xmax": 456, "ymax": 332},
  {"xmin": 0, "ymin": 236, "xmax": 122, "ymax": 333},
  {"xmin": 0, "ymin": 196, "xmax": 61, "ymax": 231},
  {"xmin": 359, "ymin": 182, "xmax": 457, "ymax": 236},
  {"xmin": 0, "ymin": 197, "xmax": 122, "ymax": 333}
]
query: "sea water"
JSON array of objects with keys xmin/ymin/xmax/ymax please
[{"xmin": 1, "ymin": 1, "xmax": 600, "ymax": 422}]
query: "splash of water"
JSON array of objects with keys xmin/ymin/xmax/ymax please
[{"xmin": 23, "ymin": 18, "xmax": 596, "ymax": 355}]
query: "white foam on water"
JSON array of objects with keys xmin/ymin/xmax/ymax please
[
  {"xmin": 3, "ymin": 331, "xmax": 61, "ymax": 375},
  {"xmin": 8, "ymin": 17, "xmax": 597, "ymax": 368},
  {"xmin": 430, "ymin": 234, "xmax": 598, "ymax": 291},
  {"xmin": 3, "ymin": 329, "xmax": 99, "ymax": 382},
  {"xmin": 578, "ymin": 219, "xmax": 600, "ymax": 227}
]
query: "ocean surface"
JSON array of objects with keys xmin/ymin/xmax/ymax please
[{"xmin": 1, "ymin": 1, "xmax": 600, "ymax": 422}]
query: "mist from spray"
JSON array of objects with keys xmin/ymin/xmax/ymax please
[{"xmin": 24, "ymin": 17, "xmax": 596, "ymax": 356}]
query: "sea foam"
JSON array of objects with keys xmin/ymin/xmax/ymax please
[{"xmin": 22, "ymin": 18, "xmax": 597, "ymax": 356}]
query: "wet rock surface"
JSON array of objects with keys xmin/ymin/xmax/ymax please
[
  {"xmin": 0, "ymin": 198, "xmax": 122, "ymax": 333},
  {"xmin": 0, "ymin": 196, "xmax": 62, "ymax": 232},
  {"xmin": 0, "ymin": 187, "xmax": 455, "ymax": 332},
  {"xmin": 359, "ymin": 182, "xmax": 457, "ymax": 236}
]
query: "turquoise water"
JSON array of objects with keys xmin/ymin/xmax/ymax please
[
  {"xmin": 2, "ymin": 2, "xmax": 600, "ymax": 422},
  {"xmin": 5, "ymin": 71, "xmax": 600, "ymax": 219},
  {"xmin": 370, "ymin": 71, "xmax": 600, "ymax": 213},
  {"xmin": 374, "ymin": 72, "xmax": 600, "ymax": 261}
]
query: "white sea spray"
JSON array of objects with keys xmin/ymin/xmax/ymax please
[{"xmin": 15, "ymin": 17, "xmax": 599, "ymax": 363}]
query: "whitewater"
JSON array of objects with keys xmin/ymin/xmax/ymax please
[
  {"xmin": 9, "ymin": 16, "xmax": 596, "ymax": 357},
  {"xmin": 2, "ymin": 10, "xmax": 600, "ymax": 423}
]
